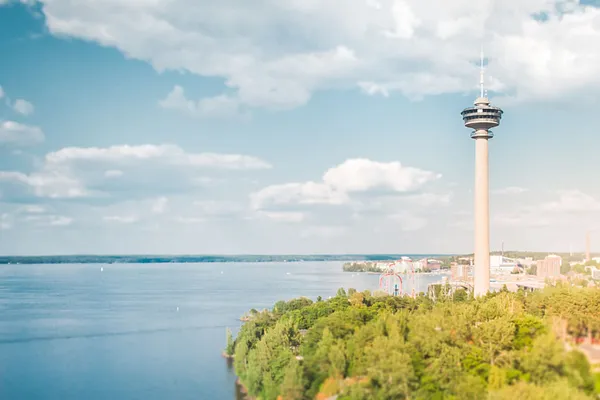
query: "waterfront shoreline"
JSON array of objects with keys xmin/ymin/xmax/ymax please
[
  {"xmin": 0, "ymin": 254, "xmax": 448, "ymax": 265},
  {"xmin": 235, "ymin": 378, "xmax": 254, "ymax": 400}
]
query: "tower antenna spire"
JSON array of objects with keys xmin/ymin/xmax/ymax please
[{"xmin": 480, "ymin": 46, "xmax": 485, "ymax": 98}]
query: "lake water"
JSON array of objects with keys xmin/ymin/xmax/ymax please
[{"xmin": 0, "ymin": 262, "xmax": 444, "ymax": 399}]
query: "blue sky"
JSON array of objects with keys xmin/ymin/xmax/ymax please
[{"xmin": 1, "ymin": 0, "xmax": 599, "ymax": 255}]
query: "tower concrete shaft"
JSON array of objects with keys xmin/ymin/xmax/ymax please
[
  {"xmin": 474, "ymin": 132, "xmax": 490, "ymax": 296},
  {"xmin": 462, "ymin": 95, "xmax": 503, "ymax": 297}
]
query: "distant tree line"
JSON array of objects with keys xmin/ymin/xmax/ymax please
[
  {"xmin": 0, "ymin": 254, "xmax": 446, "ymax": 265},
  {"xmin": 342, "ymin": 262, "xmax": 382, "ymax": 273}
]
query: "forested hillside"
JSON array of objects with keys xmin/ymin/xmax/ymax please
[{"xmin": 230, "ymin": 287, "xmax": 600, "ymax": 399}]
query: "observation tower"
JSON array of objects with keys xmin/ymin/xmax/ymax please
[{"xmin": 460, "ymin": 50, "xmax": 504, "ymax": 297}]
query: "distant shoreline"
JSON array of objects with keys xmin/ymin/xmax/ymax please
[
  {"xmin": 0, "ymin": 254, "xmax": 449, "ymax": 265},
  {"xmin": 1, "ymin": 251, "xmax": 593, "ymax": 265}
]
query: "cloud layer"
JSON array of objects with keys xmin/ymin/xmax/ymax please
[
  {"xmin": 251, "ymin": 158, "xmax": 441, "ymax": 210},
  {"xmin": 250, "ymin": 158, "xmax": 448, "ymax": 233},
  {"xmin": 37, "ymin": 0, "xmax": 600, "ymax": 112},
  {"xmin": 0, "ymin": 144, "xmax": 271, "ymax": 200},
  {"xmin": 0, "ymin": 121, "xmax": 44, "ymax": 146}
]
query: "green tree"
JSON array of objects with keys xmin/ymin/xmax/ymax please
[
  {"xmin": 489, "ymin": 380, "xmax": 594, "ymax": 400},
  {"xmin": 527, "ymin": 264, "xmax": 538, "ymax": 275},
  {"xmin": 225, "ymin": 327, "xmax": 234, "ymax": 356},
  {"xmin": 280, "ymin": 358, "xmax": 305, "ymax": 400}
]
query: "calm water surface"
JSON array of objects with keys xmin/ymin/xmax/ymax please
[{"xmin": 0, "ymin": 262, "xmax": 443, "ymax": 399}]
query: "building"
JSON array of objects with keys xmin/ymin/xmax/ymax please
[
  {"xmin": 386, "ymin": 257, "xmax": 413, "ymax": 274},
  {"xmin": 490, "ymin": 255, "xmax": 519, "ymax": 274},
  {"xmin": 413, "ymin": 258, "xmax": 426, "ymax": 271},
  {"xmin": 537, "ymin": 255, "xmax": 562, "ymax": 279},
  {"xmin": 547, "ymin": 254, "xmax": 562, "ymax": 265},
  {"xmin": 592, "ymin": 268, "xmax": 600, "ymax": 281},
  {"xmin": 517, "ymin": 257, "xmax": 535, "ymax": 267},
  {"xmin": 451, "ymin": 263, "xmax": 471, "ymax": 281},
  {"xmin": 414, "ymin": 258, "xmax": 442, "ymax": 271},
  {"xmin": 461, "ymin": 50, "xmax": 504, "ymax": 296}
]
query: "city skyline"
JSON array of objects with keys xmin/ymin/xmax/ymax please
[{"xmin": 1, "ymin": 0, "xmax": 600, "ymax": 255}]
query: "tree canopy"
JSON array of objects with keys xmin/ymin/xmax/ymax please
[{"xmin": 231, "ymin": 286, "xmax": 600, "ymax": 400}]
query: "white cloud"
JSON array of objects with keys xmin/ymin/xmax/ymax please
[
  {"xmin": 13, "ymin": 99, "xmax": 34, "ymax": 116},
  {"xmin": 0, "ymin": 171, "xmax": 88, "ymax": 198},
  {"xmin": 20, "ymin": 205, "xmax": 46, "ymax": 214},
  {"xmin": 389, "ymin": 211, "xmax": 428, "ymax": 231},
  {"xmin": 323, "ymin": 159, "xmax": 441, "ymax": 193},
  {"xmin": 1, "ymin": 213, "xmax": 11, "ymax": 230},
  {"xmin": 0, "ymin": 0, "xmax": 35, "ymax": 5},
  {"xmin": 0, "ymin": 121, "xmax": 44, "ymax": 146},
  {"xmin": 251, "ymin": 158, "xmax": 439, "ymax": 210},
  {"xmin": 539, "ymin": 190, "xmax": 600, "ymax": 213},
  {"xmin": 384, "ymin": 0, "xmax": 421, "ymax": 39},
  {"xmin": 173, "ymin": 216, "xmax": 206, "ymax": 224},
  {"xmin": 300, "ymin": 226, "xmax": 346, "ymax": 239},
  {"xmin": 347, "ymin": 192, "xmax": 451, "ymax": 226},
  {"xmin": 406, "ymin": 192, "xmax": 452, "ymax": 207},
  {"xmin": 49, "ymin": 216, "xmax": 73, "ymax": 226},
  {"xmin": 251, "ymin": 181, "xmax": 349, "ymax": 210},
  {"xmin": 46, "ymin": 144, "xmax": 270, "ymax": 169},
  {"xmin": 103, "ymin": 215, "xmax": 138, "ymax": 224},
  {"xmin": 159, "ymin": 85, "xmax": 241, "ymax": 118},
  {"xmin": 493, "ymin": 190, "xmax": 600, "ymax": 228},
  {"xmin": 151, "ymin": 197, "xmax": 168, "ymax": 214},
  {"xmin": 259, "ymin": 211, "xmax": 305, "ymax": 223},
  {"xmin": 104, "ymin": 169, "xmax": 123, "ymax": 178},
  {"xmin": 37, "ymin": 0, "xmax": 600, "ymax": 108},
  {"xmin": 193, "ymin": 200, "xmax": 245, "ymax": 217},
  {"xmin": 0, "ymin": 86, "xmax": 4, "ymax": 99},
  {"xmin": 23, "ymin": 214, "xmax": 73, "ymax": 227},
  {"xmin": 0, "ymin": 144, "xmax": 271, "ymax": 200},
  {"xmin": 493, "ymin": 213, "xmax": 552, "ymax": 228},
  {"xmin": 493, "ymin": 186, "xmax": 529, "ymax": 195}
]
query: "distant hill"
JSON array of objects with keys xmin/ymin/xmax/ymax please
[{"xmin": 0, "ymin": 254, "xmax": 448, "ymax": 265}]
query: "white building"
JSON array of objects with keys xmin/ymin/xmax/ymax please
[
  {"xmin": 376, "ymin": 258, "xmax": 413, "ymax": 273},
  {"xmin": 490, "ymin": 255, "xmax": 520, "ymax": 274},
  {"xmin": 393, "ymin": 257, "xmax": 412, "ymax": 273}
]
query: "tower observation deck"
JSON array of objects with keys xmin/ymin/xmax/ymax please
[
  {"xmin": 461, "ymin": 97, "xmax": 503, "ymax": 138},
  {"xmin": 461, "ymin": 50, "xmax": 504, "ymax": 297}
]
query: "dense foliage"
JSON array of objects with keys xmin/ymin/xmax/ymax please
[
  {"xmin": 225, "ymin": 328, "xmax": 235, "ymax": 357},
  {"xmin": 232, "ymin": 286, "xmax": 600, "ymax": 400},
  {"xmin": 342, "ymin": 262, "xmax": 383, "ymax": 273},
  {"xmin": 342, "ymin": 262, "xmax": 449, "ymax": 273}
]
